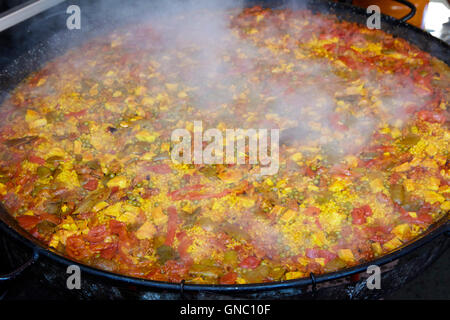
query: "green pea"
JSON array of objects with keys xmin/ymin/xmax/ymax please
[{"xmin": 37, "ymin": 166, "xmax": 52, "ymax": 178}]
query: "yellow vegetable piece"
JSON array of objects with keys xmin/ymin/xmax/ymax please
[
  {"xmin": 338, "ymin": 249, "xmax": 354, "ymax": 263},
  {"xmin": 177, "ymin": 91, "xmax": 188, "ymax": 98},
  {"xmin": 329, "ymin": 179, "xmax": 347, "ymax": 192},
  {"xmin": 370, "ymin": 178, "xmax": 384, "ymax": 193},
  {"xmin": 392, "ymin": 224, "xmax": 410, "ymax": 240},
  {"xmin": 101, "ymin": 202, "xmax": 122, "ymax": 217},
  {"xmin": 25, "ymin": 109, "xmax": 40, "ymax": 122},
  {"xmin": 218, "ymin": 170, "xmax": 242, "ymax": 183},
  {"xmin": 165, "ymin": 83, "xmax": 178, "ymax": 91},
  {"xmin": 270, "ymin": 205, "xmax": 286, "ymax": 216},
  {"xmin": 408, "ymin": 212, "xmax": 417, "ymax": 218},
  {"xmin": 92, "ymin": 201, "xmax": 109, "ymax": 212},
  {"xmin": 372, "ymin": 242, "xmax": 382, "ymax": 256},
  {"xmin": 136, "ymin": 221, "xmax": 157, "ymax": 240},
  {"xmin": 383, "ymin": 237, "xmax": 403, "ymax": 251},
  {"xmin": 56, "ymin": 169, "xmax": 80, "ymax": 189},
  {"xmin": 423, "ymin": 191, "xmax": 445, "ymax": 204},
  {"xmin": 285, "ymin": 271, "xmax": 304, "ymax": 280},
  {"xmin": 441, "ymin": 201, "xmax": 450, "ymax": 211},
  {"xmin": 135, "ymin": 130, "xmax": 159, "ymax": 143},
  {"xmin": 106, "ymin": 176, "xmax": 129, "ymax": 189},
  {"xmin": 280, "ymin": 209, "xmax": 297, "ymax": 223},
  {"xmin": 152, "ymin": 206, "xmax": 167, "ymax": 226},
  {"xmin": 0, "ymin": 183, "xmax": 6, "ymax": 196},
  {"xmin": 291, "ymin": 152, "xmax": 303, "ymax": 162}
]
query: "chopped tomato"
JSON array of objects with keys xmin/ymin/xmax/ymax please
[
  {"xmin": 352, "ymin": 208, "xmax": 366, "ymax": 225},
  {"xmin": 65, "ymin": 109, "xmax": 87, "ymax": 118},
  {"xmin": 329, "ymin": 113, "xmax": 349, "ymax": 132},
  {"xmin": 182, "ymin": 189, "xmax": 232, "ymax": 201},
  {"xmin": 220, "ymin": 272, "xmax": 238, "ymax": 284},
  {"xmin": 177, "ymin": 231, "xmax": 193, "ymax": 262},
  {"xmin": 146, "ymin": 164, "xmax": 172, "ymax": 174},
  {"xmin": 164, "ymin": 260, "xmax": 188, "ymax": 282},
  {"xmin": 416, "ymin": 213, "xmax": 433, "ymax": 224},
  {"xmin": 41, "ymin": 213, "xmax": 61, "ymax": 225},
  {"xmin": 239, "ymin": 256, "xmax": 261, "ymax": 269},
  {"xmin": 65, "ymin": 235, "xmax": 91, "ymax": 260},
  {"xmin": 417, "ymin": 110, "xmax": 446, "ymax": 123},
  {"xmin": 100, "ymin": 242, "xmax": 118, "ymax": 259},
  {"xmin": 141, "ymin": 188, "xmax": 160, "ymax": 199},
  {"xmin": 304, "ymin": 207, "xmax": 320, "ymax": 216},
  {"xmin": 168, "ymin": 184, "xmax": 204, "ymax": 200},
  {"xmin": 17, "ymin": 215, "xmax": 41, "ymax": 230},
  {"xmin": 28, "ymin": 155, "xmax": 45, "ymax": 165},
  {"xmin": 364, "ymin": 225, "xmax": 393, "ymax": 244},
  {"xmin": 303, "ymin": 166, "xmax": 315, "ymax": 178},
  {"xmin": 109, "ymin": 220, "xmax": 129, "ymax": 241},
  {"xmin": 352, "ymin": 205, "xmax": 373, "ymax": 225},
  {"xmin": 330, "ymin": 165, "xmax": 353, "ymax": 178},
  {"xmin": 306, "ymin": 248, "xmax": 337, "ymax": 263},
  {"xmin": 83, "ymin": 179, "xmax": 98, "ymax": 191},
  {"xmin": 85, "ymin": 225, "xmax": 108, "ymax": 243},
  {"xmin": 390, "ymin": 173, "xmax": 401, "ymax": 185},
  {"xmin": 338, "ymin": 56, "xmax": 358, "ymax": 70}
]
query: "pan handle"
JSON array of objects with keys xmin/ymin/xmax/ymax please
[
  {"xmin": 0, "ymin": 248, "xmax": 39, "ymax": 281},
  {"xmin": 392, "ymin": 0, "xmax": 417, "ymax": 23},
  {"xmin": 0, "ymin": 0, "xmax": 66, "ymax": 32}
]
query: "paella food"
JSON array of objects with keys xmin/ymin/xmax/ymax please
[{"xmin": 0, "ymin": 7, "xmax": 448, "ymax": 284}]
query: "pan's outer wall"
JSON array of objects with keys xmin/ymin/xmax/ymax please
[
  {"xmin": 2, "ymin": 217, "xmax": 448, "ymax": 299},
  {"xmin": 0, "ymin": 0, "xmax": 449, "ymax": 295}
]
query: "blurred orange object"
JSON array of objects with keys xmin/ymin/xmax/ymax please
[{"xmin": 351, "ymin": 0, "xmax": 429, "ymax": 28}]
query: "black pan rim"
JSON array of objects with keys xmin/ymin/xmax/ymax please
[{"xmin": 0, "ymin": 206, "xmax": 448, "ymax": 292}]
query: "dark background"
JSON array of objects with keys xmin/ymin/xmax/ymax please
[{"xmin": 387, "ymin": 249, "xmax": 449, "ymax": 299}]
